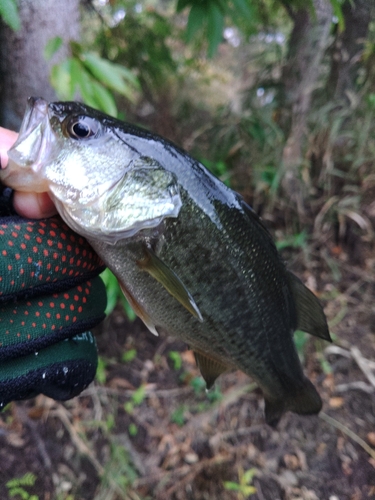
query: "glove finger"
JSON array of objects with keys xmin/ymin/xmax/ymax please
[
  {"xmin": 0, "ymin": 331, "xmax": 98, "ymax": 409},
  {"xmin": 0, "ymin": 215, "xmax": 105, "ymax": 304},
  {"xmin": 0, "ymin": 275, "xmax": 106, "ymax": 360}
]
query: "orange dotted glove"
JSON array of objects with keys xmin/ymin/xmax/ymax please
[{"xmin": 0, "ymin": 183, "xmax": 107, "ymax": 409}]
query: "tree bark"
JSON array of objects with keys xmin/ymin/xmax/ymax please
[
  {"xmin": 279, "ymin": 0, "xmax": 333, "ymax": 204},
  {"xmin": 328, "ymin": 0, "xmax": 375, "ymax": 102},
  {"xmin": 0, "ymin": 0, "xmax": 80, "ymax": 129}
]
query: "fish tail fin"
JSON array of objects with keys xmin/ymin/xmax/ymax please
[
  {"xmin": 264, "ymin": 376, "xmax": 322, "ymax": 427},
  {"xmin": 287, "ymin": 271, "xmax": 331, "ymax": 342}
]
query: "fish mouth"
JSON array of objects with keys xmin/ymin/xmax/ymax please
[{"xmin": 5, "ymin": 97, "xmax": 56, "ymax": 192}]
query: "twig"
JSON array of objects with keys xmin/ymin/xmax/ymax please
[
  {"xmin": 325, "ymin": 345, "xmax": 352, "ymax": 358},
  {"xmin": 319, "ymin": 411, "xmax": 375, "ymax": 460},
  {"xmin": 209, "ymin": 424, "xmax": 266, "ymax": 450},
  {"xmin": 114, "ymin": 433, "xmax": 147, "ymax": 476},
  {"xmin": 51, "ymin": 404, "xmax": 134, "ymax": 500},
  {"xmin": 51, "ymin": 405, "xmax": 104, "ymax": 475},
  {"xmin": 350, "ymin": 347, "xmax": 375, "ymax": 388},
  {"xmin": 325, "ymin": 345, "xmax": 375, "ymax": 386},
  {"xmin": 16, "ymin": 405, "xmax": 53, "ymax": 471},
  {"xmin": 335, "ymin": 381, "xmax": 374, "ymax": 394},
  {"xmin": 159, "ymin": 453, "xmax": 232, "ymax": 499},
  {"xmin": 82, "ymin": 385, "xmax": 194, "ymax": 399},
  {"xmin": 185, "ymin": 383, "xmax": 257, "ymax": 432}
]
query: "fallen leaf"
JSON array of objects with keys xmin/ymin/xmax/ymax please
[
  {"xmin": 181, "ymin": 350, "xmax": 196, "ymax": 365},
  {"xmin": 329, "ymin": 397, "xmax": 344, "ymax": 408}
]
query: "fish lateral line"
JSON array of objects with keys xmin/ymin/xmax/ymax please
[{"xmin": 137, "ymin": 246, "xmax": 203, "ymax": 322}]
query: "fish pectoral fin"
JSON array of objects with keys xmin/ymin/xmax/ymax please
[
  {"xmin": 193, "ymin": 351, "xmax": 228, "ymax": 389},
  {"xmin": 264, "ymin": 376, "xmax": 322, "ymax": 427},
  {"xmin": 287, "ymin": 271, "xmax": 331, "ymax": 342},
  {"xmin": 119, "ymin": 281, "xmax": 159, "ymax": 336},
  {"xmin": 137, "ymin": 247, "xmax": 203, "ymax": 322}
]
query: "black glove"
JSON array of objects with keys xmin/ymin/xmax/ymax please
[{"xmin": 0, "ymin": 183, "xmax": 107, "ymax": 409}]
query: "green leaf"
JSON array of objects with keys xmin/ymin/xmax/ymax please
[
  {"xmin": 132, "ymin": 384, "xmax": 146, "ymax": 405},
  {"xmin": 44, "ymin": 36, "xmax": 63, "ymax": 61},
  {"xmin": 223, "ymin": 481, "xmax": 241, "ymax": 491},
  {"xmin": 75, "ymin": 66, "xmax": 98, "ymax": 107},
  {"xmin": 115, "ymin": 65, "xmax": 140, "ymax": 88},
  {"xmin": 171, "ymin": 405, "xmax": 187, "ymax": 426},
  {"xmin": 186, "ymin": 3, "xmax": 207, "ymax": 42},
  {"xmin": 122, "ymin": 349, "xmax": 137, "ymax": 363},
  {"xmin": 91, "ymin": 80, "xmax": 118, "ymax": 117},
  {"xmin": 330, "ymin": 0, "xmax": 345, "ymax": 31},
  {"xmin": 7, "ymin": 473, "xmax": 36, "ymax": 488},
  {"xmin": 231, "ymin": 0, "xmax": 253, "ymax": 18},
  {"xmin": 50, "ymin": 58, "xmax": 76, "ymax": 100},
  {"xmin": 242, "ymin": 467, "xmax": 257, "ymax": 483},
  {"xmin": 0, "ymin": 0, "xmax": 20, "ymax": 31},
  {"xmin": 8, "ymin": 487, "xmax": 29, "ymax": 499},
  {"xmin": 176, "ymin": 0, "xmax": 193, "ymax": 12},
  {"xmin": 124, "ymin": 401, "xmax": 134, "ymax": 414},
  {"xmin": 207, "ymin": 2, "xmax": 224, "ymax": 58},
  {"xmin": 169, "ymin": 351, "xmax": 182, "ymax": 370},
  {"xmin": 128, "ymin": 423, "xmax": 138, "ymax": 436},
  {"xmin": 81, "ymin": 52, "xmax": 138, "ymax": 101},
  {"xmin": 96, "ymin": 357, "xmax": 107, "ymax": 384},
  {"xmin": 100, "ymin": 269, "xmax": 120, "ymax": 316}
]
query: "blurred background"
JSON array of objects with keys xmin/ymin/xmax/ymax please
[{"xmin": 0, "ymin": 1, "xmax": 375, "ymax": 499}]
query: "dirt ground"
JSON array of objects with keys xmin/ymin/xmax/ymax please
[{"xmin": 0, "ymin": 238, "xmax": 375, "ymax": 500}]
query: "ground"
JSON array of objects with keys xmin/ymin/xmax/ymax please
[{"xmin": 0, "ymin": 240, "xmax": 375, "ymax": 500}]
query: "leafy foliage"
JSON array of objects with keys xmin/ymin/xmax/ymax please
[
  {"xmin": 0, "ymin": 0, "xmax": 20, "ymax": 30},
  {"xmin": 100, "ymin": 269, "xmax": 136, "ymax": 321},
  {"xmin": 223, "ymin": 466, "xmax": 257, "ymax": 499},
  {"xmin": 6, "ymin": 473, "xmax": 38, "ymax": 500},
  {"xmin": 47, "ymin": 38, "xmax": 139, "ymax": 117}
]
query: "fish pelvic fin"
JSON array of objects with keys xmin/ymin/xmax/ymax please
[
  {"xmin": 119, "ymin": 281, "xmax": 159, "ymax": 336},
  {"xmin": 194, "ymin": 351, "xmax": 228, "ymax": 389},
  {"xmin": 137, "ymin": 247, "xmax": 203, "ymax": 322},
  {"xmin": 288, "ymin": 271, "xmax": 331, "ymax": 342},
  {"xmin": 264, "ymin": 376, "xmax": 322, "ymax": 427}
]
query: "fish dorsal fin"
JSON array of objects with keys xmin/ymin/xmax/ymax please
[
  {"xmin": 137, "ymin": 247, "xmax": 203, "ymax": 322},
  {"xmin": 194, "ymin": 351, "xmax": 228, "ymax": 389},
  {"xmin": 119, "ymin": 281, "xmax": 159, "ymax": 336},
  {"xmin": 287, "ymin": 271, "xmax": 331, "ymax": 341}
]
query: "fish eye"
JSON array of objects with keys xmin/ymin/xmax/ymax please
[{"xmin": 64, "ymin": 116, "xmax": 100, "ymax": 140}]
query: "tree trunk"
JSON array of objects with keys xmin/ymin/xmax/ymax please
[
  {"xmin": 328, "ymin": 0, "xmax": 375, "ymax": 102},
  {"xmin": 279, "ymin": 0, "xmax": 333, "ymax": 205},
  {"xmin": 0, "ymin": 0, "xmax": 80, "ymax": 129}
]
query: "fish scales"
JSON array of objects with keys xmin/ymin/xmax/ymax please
[{"xmin": 1, "ymin": 98, "xmax": 331, "ymax": 426}]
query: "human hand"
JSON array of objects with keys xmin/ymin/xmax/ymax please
[
  {"xmin": 0, "ymin": 127, "xmax": 56, "ymax": 218},
  {"xmin": 0, "ymin": 127, "xmax": 107, "ymax": 408}
]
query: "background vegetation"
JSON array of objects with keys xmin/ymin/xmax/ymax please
[{"xmin": 1, "ymin": 1, "xmax": 375, "ymax": 499}]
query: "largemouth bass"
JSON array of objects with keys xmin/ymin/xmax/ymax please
[{"xmin": 1, "ymin": 97, "xmax": 330, "ymax": 426}]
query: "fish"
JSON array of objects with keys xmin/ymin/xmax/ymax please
[{"xmin": 1, "ymin": 97, "xmax": 331, "ymax": 426}]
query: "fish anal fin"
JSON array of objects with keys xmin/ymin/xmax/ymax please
[
  {"xmin": 288, "ymin": 271, "xmax": 331, "ymax": 342},
  {"xmin": 194, "ymin": 351, "xmax": 228, "ymax": 389},
  {"xmin": 138, "ymin": 247, "xmax": 203, "ymax": 322},
  {"xmin": 264, "ymin": 376, "xmax": 322, "ymax": 427},
  {"xmin": 119, "ymin": 281, "xmax": 159, "ymax": 336}
]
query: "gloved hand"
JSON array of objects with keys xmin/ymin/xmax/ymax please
[{"xmin": 0, "ymin": 183, "xmax": 107, "ymax": 409}]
